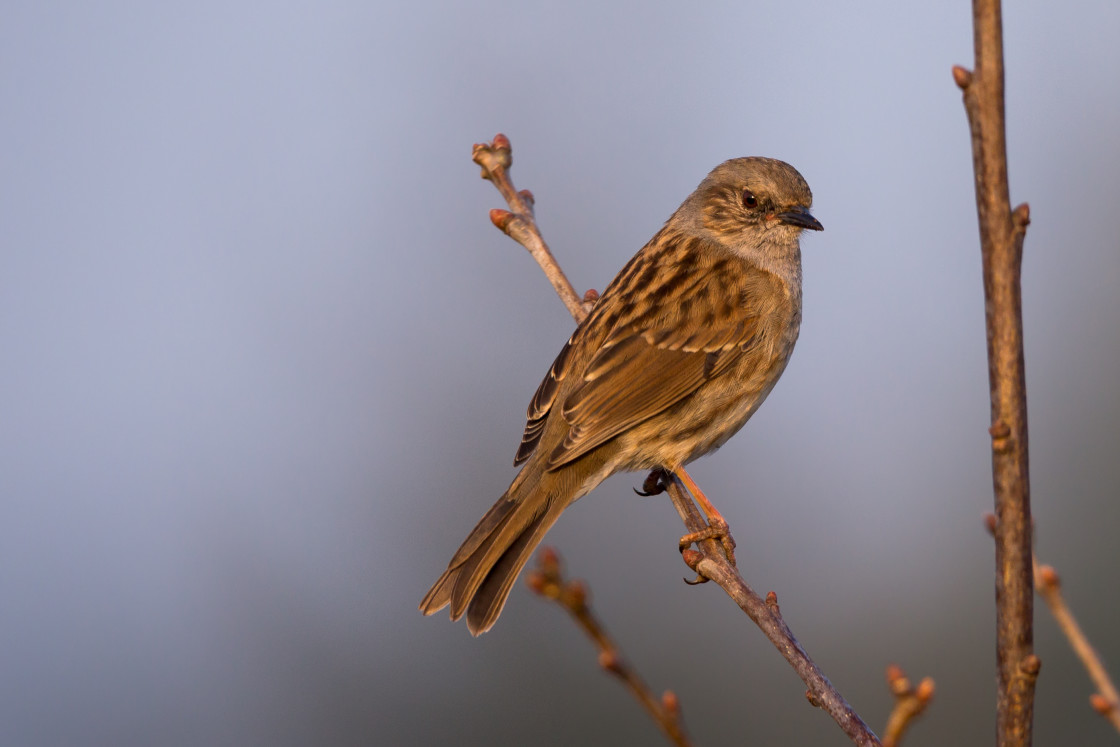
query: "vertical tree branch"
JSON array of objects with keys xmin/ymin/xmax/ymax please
[{"xmin": 954, "ymin": 1, "xmax": 1037, "ymax": 744}]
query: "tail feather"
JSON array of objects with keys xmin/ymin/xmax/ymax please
[
  {"xmin": 465, "ymin": 501, "xmax": 565, "ymax": 635},
  {"xmin": 447, "ymin": 496, "xmax": 542, "ymax": 620},
  {"xmin": 419, "ymin": 478, "xmax": 570, "ymax": 634},
  {"xmin": 447, "ymin": 493, "xmax": 519, "ymax": 568},
  {"xmin": 421, "ymin": 454, "xmax": 611, "ymax": 634}
]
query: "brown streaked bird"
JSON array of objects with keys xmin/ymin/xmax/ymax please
[{"xmin": 420, "ymin": 157, "xmax": 822, "ymax": 635}]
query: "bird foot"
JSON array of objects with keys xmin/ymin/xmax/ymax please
[{"xmin": 678, "ymin": 516, "xmax": 737, "ymax": 568}]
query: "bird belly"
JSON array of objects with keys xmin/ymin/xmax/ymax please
[{"xmin": 613, "ymin": 346, "xmax": 793, "ymax": 472}]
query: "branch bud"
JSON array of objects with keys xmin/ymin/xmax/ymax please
[
  {"xmin": 952, "ymin": 65, "xmax": 973, "ymax": 89},
  {"xmin": 1090, "ymin": 693, "xmax": 1117, "ymax": 715},
  {"xmin": 680, "ymin": 549, "xmax": 702, "ymax": 570},
  {"xmin": 525, "ymin": 570, "xmax": 547, "ymax": 595},
  {"xmin": 1037, "ymin": 564, "xmax": 1059, "ymax": 590},
  {"xmin": 564, "ymin": 579, "xmax": 588, "ymax": 610},
  {"xmin": 598, "ymin": 649, "xmax": 623, "ymax": 674},
  {"xmin": 916, "ymin": 677, "xmax": 936, "ymax": 702},
  {"xmin": 490, "ymin": 133, "xmax": 512, "ymax": 169},
  {"xmin": 490, "ymin": 208, "xmax": 514, "ymax": 232},
  {"xmin": 661, "ymin": 690, "xmax": 680, "ymax": 716}
]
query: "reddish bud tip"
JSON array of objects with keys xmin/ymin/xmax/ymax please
[
  {"xmin": 805, "ymin": 689, "xmax": 821, "ymax": 708},
  {"xmin": 681, "ymin": 549, "xmax": 702, "ymax": 569},
  {"xmin": 565, "ymin": 580, "xmax": 587, "ymax": 608},
  {"xmin": 518, "ymin": 189, "xmax": 535, "ymax": 206},
  {"xmin": 1038, "ymin": 564, "xmax": 1059, "ymax": 589},
  {"xmin": 538, "ymin": 547, "xmax": 561, "ymax": 578},
  {"xmin": 661, "ymin": 690, "xmax": 680, "ymax": 714},
  {"xmin": 887, "ymin": 665, "xmax": 911, "ymax": 696},
  {"xmin": 598, "ymin": 650, "xmax": 622, "ymax": 673},
  {"xmin": 1090, "ymin": 693, "xmax": 1116, "ymax": 715},
  {"xmin": 765, "ymin": 591, "xmax": 778, "ymax": 607},
  {"xmin": 1022, "ymin": 654, "xmax": 1042, "ymax": 676},
  {"xmin": 989, "ymin": 421, "xmax": 1011, "ymax": 438},
  {"xmin": 983, "ymin": 513, "xmax": 998, "ymax": 535},
  {"xmin": 492, "ymin": 133, "xmax": 511, "ymax": 149},
  {"xmin": 1014, "ymin": 202, "xmax": 1031, "ymax": 226},
  {"xmin": 583, "ymin": 288, "xmax": 600, "ymax": 303},
  {"xmin": 952, "ymin": 65, "xmax": 973, "ymax": 89},
  {"xmin": 490, "ymin": 208, "xmax": 513, "ymax": 231},
  {"xmin": 525, "ymin": 571, "xmax": 546, "ymax": 594},
  {"xmin": 916, "ymin": 677, "xmax": 936, "ymax": 702}
]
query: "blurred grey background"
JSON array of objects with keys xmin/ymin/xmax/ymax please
[{"xmin": 2, "ymin": 1, "xmax": 1118, "ymax": 745}]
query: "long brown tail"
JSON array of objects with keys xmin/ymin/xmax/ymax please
[{"xmin": 419, "ymin": 478, "xmax": 569, "ymax": 636}]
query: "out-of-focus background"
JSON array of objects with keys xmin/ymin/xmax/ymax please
[{"xmin": 3, "ymin": 1, "xmax": 1118, "ymax": 744}]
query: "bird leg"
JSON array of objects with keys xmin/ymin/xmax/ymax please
[{"xmin": 674, "ymin": 468, "xmax": 737, "ymax": 567}]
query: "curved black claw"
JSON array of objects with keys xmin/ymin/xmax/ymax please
[
  {"xmin": 683, "ymin": 574, "xmax": 709, "ymax": 586},
  {"xmin": 634, "ymin": 468, "xmax": 669, "ymax": 497}
]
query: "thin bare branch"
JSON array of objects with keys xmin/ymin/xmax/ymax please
[
  {"xmin": 1035, "ymin": 564, "xmax": 1120, "ymax": 733},
  {"xmin": 474, "ymin": 133, "xmax": 881, "ymax": 746},
  {"xmin": 954, "ymin": 0, "xmax": 1036, "ymax": 742},
  {"xmin": 472, "ymin": 135, "xmax": 591, "ymax": 321},
  {"xmin": 526, "ymin": 548, "xmax": 693, "ymax": 747},
  {"xmin": 881, "ymin": 664, "xmax": 935, "ymax": 747},
  {"xmin": 665, "ymin": 474, "xmax": 880, "ymax": 746}
]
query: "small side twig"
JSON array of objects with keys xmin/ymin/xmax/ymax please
[
  {"xmin": 1036, "ymin": 565, "xmax": 1120, "ymax": 733},
  {"xmin": 473, "ymin": 135, "xmax": 592, "ymax": 320},
  {"xmin": 881, "ymin": 664, "xmax": 935, "ymax": 747},
  {"xmin": 475, "ymin": 133, "xmax": 880, "ymax": 747},
  {"xmin": 526, "ymin": 548, "xmax": 692, "ymax": 747},
  {"xmin": 982, "ymin": 514, "xmax": 1119, "ymax": 733}
]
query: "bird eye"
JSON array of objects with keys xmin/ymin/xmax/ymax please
[{"xmin": 742, "ymin": 190, "xmax": 758, "ymax": 208}]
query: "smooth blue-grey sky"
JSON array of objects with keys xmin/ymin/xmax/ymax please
[{"xmin": 3, "ymin": 1, "xmax": 1119, "ymax": 745}]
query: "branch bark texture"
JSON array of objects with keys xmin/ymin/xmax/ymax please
[{"xmin": 954, "ymin": 1, "xmax": 1036, "ymax": 743}]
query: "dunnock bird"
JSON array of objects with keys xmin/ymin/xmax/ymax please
[{"xmin": 421, "ymin": 157, "xmax": 822, "ymax": 635}]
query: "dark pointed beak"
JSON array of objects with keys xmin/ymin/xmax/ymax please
[{"xmin": 776, "ymin": 207, "xmax": 823, "ymax": 231}]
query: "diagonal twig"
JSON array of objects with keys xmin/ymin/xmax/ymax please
[
  {"xmin": 474, "ymin": 133, "xmax": 881, "ymax": 746},
  {"xmin": 1036, "ymin": 564, "xmax": 1120, "ymax": 734},
  {"xmin": 526, "ymin": 548, "xmax": 692, "ymax": 747}
]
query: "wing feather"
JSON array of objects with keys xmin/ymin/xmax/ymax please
[{"xmin": 513, "ymin": 235, "xmax": 783, "ymax": 471}]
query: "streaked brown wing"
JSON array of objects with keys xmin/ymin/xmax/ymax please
[
  {"xmin": 513, "ymin": 231, "xmax": 783, "ymax": 470},
  {"xmin": 514, "ymin": 337, "xmax": 574, "ymax": 466},
  {"xmin": 543, "ymin": 312, "xmax": 760, "ymax": 469}
]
